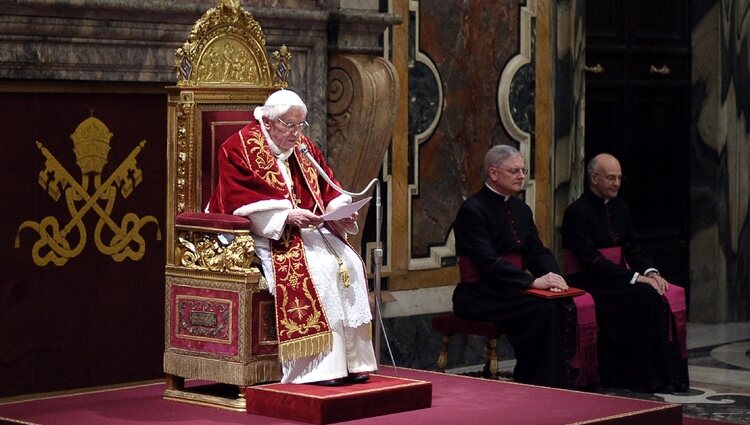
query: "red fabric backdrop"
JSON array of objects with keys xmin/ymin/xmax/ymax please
[{"xmin": 0, "ymin": 90, "xmax": 167, "ymax": 397}]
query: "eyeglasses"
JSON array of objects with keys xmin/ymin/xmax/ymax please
[{"xmin": 277, "ymin": 117, "xmax": 309, "ymax": 132}]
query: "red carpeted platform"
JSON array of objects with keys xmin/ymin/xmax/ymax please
[
  {"xmin": 246, "ymin": 374, "xmax": 431, "ymax": 424},
  {"xmin": 0, "ymin": 367, "xmax": 685, "ymax": 424}
]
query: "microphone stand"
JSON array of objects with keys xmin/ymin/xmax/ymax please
[{"xmin": 298, "ymin": 145, "xmax": 385, "ymax": 365}]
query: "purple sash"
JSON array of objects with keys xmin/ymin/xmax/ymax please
[{"xmin": 563, "ymin": 247, "xmax": 687, "ymax": 359}]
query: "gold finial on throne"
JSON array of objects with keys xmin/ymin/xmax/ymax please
[
  {"xmin": 272, "ymin": 45, "xmax": 292, "ymax": 88},
  {"xmin": 217, "ymin": 0, "xmax": 240, "ymax": 11}
]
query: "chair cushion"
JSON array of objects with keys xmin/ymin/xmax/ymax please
[
  {"xmin": 176, "ymin": 212, "xmax": 252, "ymax": 231},
  {"xmin": 431, "ymin": 312, "xmax": 501, "ymax": 337}
]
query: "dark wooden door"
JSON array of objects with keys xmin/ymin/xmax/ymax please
[{"xmin": 584, "ymin": 0, "xmax": 691, "ymax": 287}]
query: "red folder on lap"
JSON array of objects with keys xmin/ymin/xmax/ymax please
[
  {"xmin": 522, "ymin": 287, "xmax": 587, "ymax": 298},
  {"xmin": 458, "ymin": 253, "xmax": 597, "ymax": 387}
]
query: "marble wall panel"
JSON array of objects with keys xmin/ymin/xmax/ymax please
[
  {"xmin": 410, "ymin": 0, "xmax": 519, "ymax": 258},
  {"xmin": 552, "ymin": 0, "xmax": 585, "ymax": 255},
  {"xmin": 690, "ymin": 0, "xmax": 750, "ymax": 322}
]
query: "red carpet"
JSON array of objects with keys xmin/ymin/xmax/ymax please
[{"xmin": 0, "ymin": 367, "xmax": 682, "ymax": 424}]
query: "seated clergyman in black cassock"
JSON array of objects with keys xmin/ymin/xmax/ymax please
[
  {"xmin": 452, "ymin": 145, "xmax": 577, "ymax": 388},
  {"xmin": 561, "ymin": 153, "xmax": 689, "ymax": 393}
]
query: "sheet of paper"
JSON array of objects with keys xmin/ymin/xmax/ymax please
[{"xmin": 320, "ymin": 197, "xmax": 372, "ymax": 221}]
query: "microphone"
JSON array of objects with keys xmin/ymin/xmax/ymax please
[{"xmin": 298, "ymin": 143, "xmax": 376, "ymax": 197}]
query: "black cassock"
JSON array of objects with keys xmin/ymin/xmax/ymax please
[
  {"xmin": 561, "ymin": 190, "xmax": 689, "ymax": 392},
  {"xmin": 452, "ymin": 185, "xmax": 576, "ymax": 388}
]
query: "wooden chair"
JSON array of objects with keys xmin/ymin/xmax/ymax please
[
  {"xmin": 431, "ymin": 312, "xmax": 503, "ymax": 379},
  {"xmin": 162, "ymin": 2, "xmax": 290, "ymax": 411}
]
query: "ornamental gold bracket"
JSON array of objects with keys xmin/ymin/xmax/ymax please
[{"xmin": 176, "ymin": 230, "xmax": 261, "ymax": 275}]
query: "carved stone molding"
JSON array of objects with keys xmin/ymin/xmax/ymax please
[{"xmin": 497, "ymin": 0, "xmax": 537, "ymax": 216}]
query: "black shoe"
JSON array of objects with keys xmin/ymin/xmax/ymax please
[
  {"xmin": 674, "ymin": 382, "xmax": 690, "ymax": 392},
  {"xmin": 657, "ymin": 384, "xmax": 677, "ymax": 394},
  {"xmin": 344, "ymin": 372, "xmax": 370, "ymax": 383},
  {"xmin": 654, "ymin": 382, "xmax": 690, "ymax": 394},
  {"xmin": 312, "ymin": 378, "xmax": 344, "ymax": 386}
]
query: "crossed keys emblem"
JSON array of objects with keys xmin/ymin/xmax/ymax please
[{"xmin": 15, "ymin": 116, "xmax": 161, "ymax": 266}]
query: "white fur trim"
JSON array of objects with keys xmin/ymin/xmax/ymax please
[
  {"xmin": 326, "ymin": 194, "xmax": 353, "ymax": 212},
  {"xmin": 233, "ymin": 199, "xmax": 291, "ymax": 240},
  {"xmin": 253, "ymin": 106, "xmax": 264, "ymax": 121},
  {"xmin": 233, "ymin": 198, "xmax": 292, "ymax": 217}
]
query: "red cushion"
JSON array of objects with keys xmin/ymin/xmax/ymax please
[
  {"xmin": 175, "ymin": 212, "xmax": 252, "ymax": 231},
  {"xmin": 431, "ymin": 312, "xmax": 501, "ymax": 337}
]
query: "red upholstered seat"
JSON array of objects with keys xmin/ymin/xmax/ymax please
[
  {"xmin": 455, "ymin": 253, "xmax": 598, "ymax": 387},
  {"xmin": 431, "ymin": 312, "xmax": 502, "ymax": 379},
  {"xmin": 175, "ymin": 212, "xmax": 252, "ymax": 231}
]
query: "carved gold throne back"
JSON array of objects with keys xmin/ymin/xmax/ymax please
[{"xmin": 163, "ymin": 1, "xmax": 290, "ymax": 409}]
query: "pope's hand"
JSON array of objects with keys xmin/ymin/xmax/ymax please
[
  {"xmin": 286, "ymin": 209, "xmax": 322, "ymax": 229},
  {"xmin": 335, "ymin": 211, "xmax": 358, "ymax": 227}
]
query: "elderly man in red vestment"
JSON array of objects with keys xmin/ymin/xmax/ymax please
[{"xmin": 208, "ymin": 89, "xmax": 376, "ymax": 385}]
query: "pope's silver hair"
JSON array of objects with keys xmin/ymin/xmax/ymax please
[{"xmin": 484, "ymin": 144, "xmax": 522, "ymax": 177}]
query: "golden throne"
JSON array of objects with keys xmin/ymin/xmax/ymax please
[{"xmin": 163, "ymin": 1, "xmax": 290, "ymax": 410}]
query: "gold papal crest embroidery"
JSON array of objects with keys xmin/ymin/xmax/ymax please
[{"xmin": 15, "ymin": 115, "xmax": 161, "ymax": 266}]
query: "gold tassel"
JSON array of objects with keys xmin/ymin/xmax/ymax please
[
  {"xmin": 339, "ymin": 259, "xmax": 350, "ymax": 287},
  {"xmin": 163, "ymin": 351, "xmax": 281, "ymax": 385},
  {"xmin": 314, "ymin": 226, "xmax": 351, "ymax": 288},
  {"xmin": 278, "ymin": 332, "xmax": 333, "ymax": 362}
]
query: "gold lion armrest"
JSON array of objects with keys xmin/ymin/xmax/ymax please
[{"xmin": 173, "ymin": 212, "xmax": 261, "ymax": 277}]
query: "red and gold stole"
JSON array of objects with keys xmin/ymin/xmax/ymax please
[{"xmin": 238, "ymin": 125, "xmax": 332, "ymax": 362}]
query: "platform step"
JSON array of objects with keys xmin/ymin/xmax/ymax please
[{"xmin": 246, "ymin": 373, "xmax": 432, "ymax": 424}]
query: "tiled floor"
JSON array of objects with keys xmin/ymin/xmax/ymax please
[
  {"xmin": 634, "ymin": 322, "xmax": 750, "ymax": 424},
  {"xmin": 449, "ymin": 321, "xmax": 750, "ymax": 424}
]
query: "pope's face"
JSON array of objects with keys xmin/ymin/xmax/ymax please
[
  {"xmin": 488, "ymin": 155, "xmax": 527, "ymax": 195},
  {"xmin": 266, "ymin": 107, "xmax": 307, "ymax": 151}
]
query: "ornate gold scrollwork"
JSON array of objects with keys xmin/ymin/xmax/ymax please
[
  {"xmin": 584, "ymin": 63, "xmax": 605, "ymax": 74},
  {"xmin": 174, "ymin": 0, "xmax": 284, "ymax": 88},
  {"xmin": 175, "ymin": 97, "xmax": 194, "ymax": 214},
  {"xmin": 177, "ymin": 231, "xmax": 260, "ymax": 274}
]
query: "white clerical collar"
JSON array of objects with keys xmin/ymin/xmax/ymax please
[
  {"xmin": 266, "ymin": 137, "xmax": 293, "ymax": 161},
  {"xmin": 485, "ymin": 183, "xmax": 511, "ymax": 201}
]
